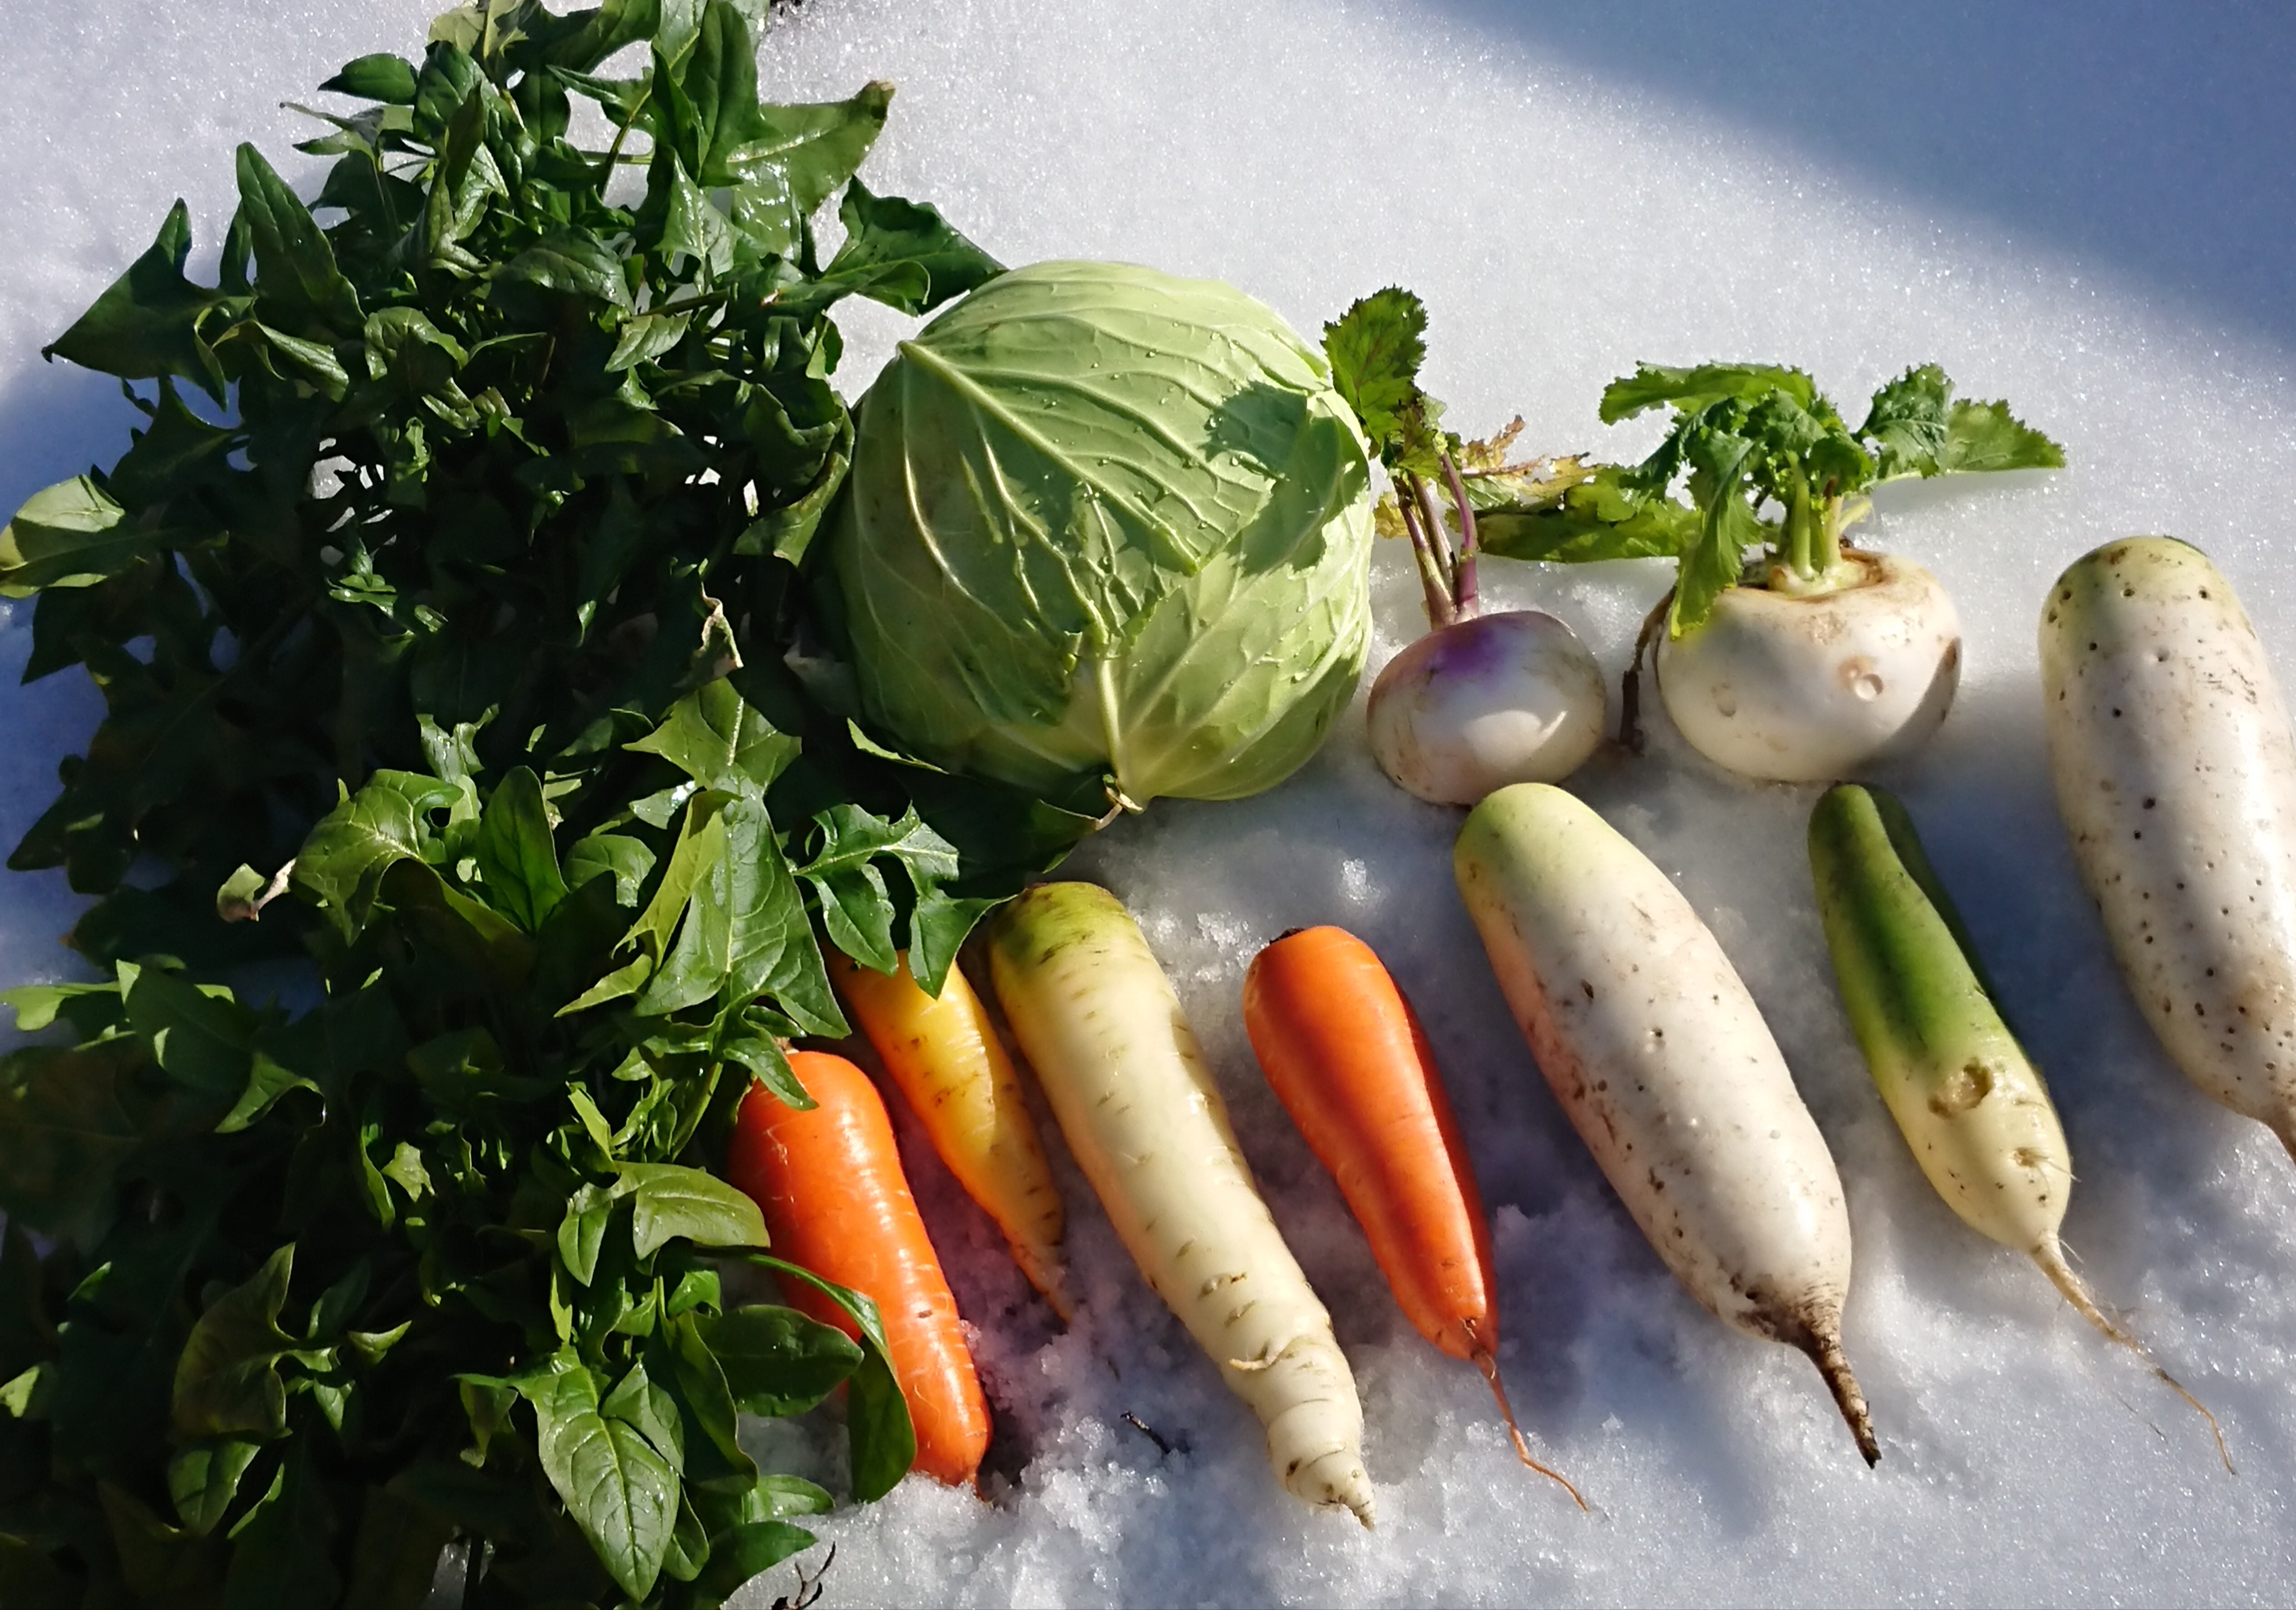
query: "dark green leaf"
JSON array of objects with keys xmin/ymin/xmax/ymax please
[
  {"xmin": 698, "ymin": 1304, "xmax": 860, "ymax": 1417},
  {"xmin": 289, "ymin": 770, "xmax": 463, "ymax": 940},
  {"xmin": 122, "ymin": 962, "xmax": 256, "ymax": 1099},
  {"xmin": 516, "ymin": 1348, "xmax": 678, "ymax": 1600},
  {"xmin": 0, "ymin": 978, "xmax": 123, "ymax": 1037},
  {"xmin": 1861, "ymin": 362, "xmax": 1951, "ymax": 479},
  {"xmin": 214, "ymin": 1051, "xmax": 322, "ymax": 1134},
  {"xmin": 718, "ymin": 1023, "xmax": 814, "ymax": 1112},
  {"xmin": 0, "ymin": 476, "xmax": 149, "ymax": 598},
  {"xmin": 168, "ymin": 1437, "xmax": 263, "ymax": 1536},
  {"xmin": 42, "ymin": 198, "xmax": 235, "ymax": 400},
  {"xmin": 474, "ymin": 765, "xmax": 569, "ymax": 932},
  {"xmin": 98, "ymin": 1481, "xmax": 228, "ymax": 1605},
  {"xmin": 693, "ymin": 1521, "xmax": 815, "ymax": 1599},
  {"xmin": 1670, "ymin": 430, "xmax": 1767, "ymax": 635},
  {"xmin": 0, "ymin": 1039, "xmax": 150, "ymax": 1238},
  {"xmin": 493, "ymin": 228, "xmax": 634, "ymax": 310},
  {"xmin": 600, "ymin": 1356, "xmax": 683, "ymax": 1468},
  {"xmin": 221, "ymin": 1442, "xmax": 341, "ymax": 1610},
  {"xmin": 172, "ymin": 1244, "xmax": 297, "ymax": 1440},
  {"xmin": 752, "ymin": 1257, "xmax": 914, "ymax": 1499},
  {"xmin": 566, "ymin": 832, "xmax": 656, "ymax": 905},
  {"xmin": 606, "ymin": 309, "xmax": 694, "ymax": 372},
  {"xmin": 822, "ymin": 178, "xmax": 1004, "ymax": 315},
  {"xmin": 724, "ymin": 83, "xmax": 894, "ymax": 259},
  {"xmin": 557, "ymin": 1182, "xmax": 614, "ymax": 1284},
  {"xmin": 235, "ymin": 143, "xmax": 364, "ymax": 337},
  {"xmin": 613, "ymin": 1162, "xmax": 770, "ymax": 1257},
  {"xmin": 0, "ymin": 1534, "xmax": 74, "ymax": 1610},
  {"xmin": 321, "ymin": 53, "xmax": 421, "ymax": 104},
  {"xmin": 626, "ymin": 680, "xmax": 800, "ymax": 795},
  {"xmin": 340, "ymin": 1484, "xmax": 456, "ymax": 1610}
]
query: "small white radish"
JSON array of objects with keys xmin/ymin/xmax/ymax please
[
  {"xmin": 1655, "ymin": 549, "xmax": 1960, "ymax": 784},
  {"xmin": 1454, "ymin": 783, "xmax": 1878, "ymax": 1463},
  {"xmin": 987, "ymin": 882, "xmax": 1376, "ymax": 1526},
  {"xmin": 2040, "ymin": 536, "xmax": 2296, "ymax": 1159},
  {"xmin": 1809, "ymin": 782, "xmax": 2228, "ymax": 1465}
]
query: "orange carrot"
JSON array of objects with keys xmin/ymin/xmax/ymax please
[
  {"xmin": 827, "ymin": 950, "xmax": 1072, "ymax": 1319},
  {"xmin": 1242, "ymin": 925, "xmax": 1583, "ymax": 1507},
  {"xmin": 723, "ymin": 1050, "xmax": 991, "ymax": 1488}
]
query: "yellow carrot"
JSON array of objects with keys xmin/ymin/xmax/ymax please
[{"xmin": 829, "ymin": 949, "xmax": 1071, "ymax": 1319}]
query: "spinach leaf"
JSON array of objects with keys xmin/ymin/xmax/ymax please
[{"xmin": 0, "ymin": 2, "xmax": 1087, "ymax": 1601}]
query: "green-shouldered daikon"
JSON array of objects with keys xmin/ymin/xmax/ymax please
[
  {"xmin": 1809, "ymin": 782, "xmax": 2227, "ymax": 1466},
  {"xmin": 1454, "ymin": 783, "xmax": 1879, "ymax": 1464},
  {"xmin": 2040, "ymin": 538, "xmax": 2296, "ymax": 1161},
  {"xmin": 987, "ymin": 883, "xmax": 1376, "ymax": 1526}
]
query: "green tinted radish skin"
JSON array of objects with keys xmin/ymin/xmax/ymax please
[
  {"xmin": 1454, "ymin": 783, "xmax": 1879, "ymax": 1465},
  {"xmin": 1811, "ymin": 781, "xmax": 2232, "ymax": 1465},
  {"xmin": 2040, "ymin": 538, "xmax": 2296, "ymax": 1160},
  {"xmin": 987, "ymin": 883, "xmax": 1376, "ymax": 1526},
  {"xmin": 1809, "ymin": 785, "xmax": 2073, "ymax": 1252}
]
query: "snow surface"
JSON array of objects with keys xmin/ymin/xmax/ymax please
[{"xmin": 6, "ymin": 0, "xmax": 2296, "ymax": 1605}]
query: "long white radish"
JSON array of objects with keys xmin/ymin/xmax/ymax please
[
  {"xmin": 1454, "ymin": 783, "xmax": 1878, "ymax": 1464},
  {"xmin": 987, "ymin": 882, "xmax": 1376, "ymax": 1526},
  {"xmin": 2039, "ymin": 536, "xmax": 2296, "ymax": 1159}
]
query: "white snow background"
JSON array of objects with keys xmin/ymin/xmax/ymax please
[{"xmin": 5, "ymin": 0, "xmax": 2296, "ymax": 1605}]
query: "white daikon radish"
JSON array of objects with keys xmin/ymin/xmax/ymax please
[
  {"xmin": 987, "ymin": 882, "xmax": 1376, "ymax": 1525},
  {"xmin": 1454, "ymin": 783, "xmax": 1878, "ymax": 1463},
  {"xmin": 2041, "ymin": 535, "xmax": 2296, "ymax": 1160}
]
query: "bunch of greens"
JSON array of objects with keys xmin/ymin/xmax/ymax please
[
  {"xmin": 0, "ymin": 1, "xmax": 1089, "ymax": 1604},
  {"xmin": 1468, "ymin": 361, "xmax": 2065, "ymax": 635}
]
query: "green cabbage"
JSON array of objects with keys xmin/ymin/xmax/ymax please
[{"xmin": 827, "ymin": 260, "xmax": 1374, "ymax": 810}]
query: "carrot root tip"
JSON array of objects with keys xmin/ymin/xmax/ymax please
[{"xmin": 1471, "ymin": 1347, "xmax": 1588, "ymax": 1511}]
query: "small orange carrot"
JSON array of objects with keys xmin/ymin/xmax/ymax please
[
  {"xmin": 1242, "ymin": 925, "xmax": 1583, "ymax": 1507},
  {"xmin": 827, "ymin": 950, "xmax": 1071, "ymax": 1319},
  {"xmin": 723, "ymin": 1050, "xmax": 991, "ymax": 1488}
]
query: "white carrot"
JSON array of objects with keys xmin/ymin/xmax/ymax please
[
  {"xmin": 1454, "ymin": 783, "xmax": 1879, "ymax": 1464},
  {"xmin": 987, "ymin": 882, "xmax": 1376, "ymax": 1526}
]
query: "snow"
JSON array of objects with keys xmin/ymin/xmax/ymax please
[{"xmin": 5, "ymin": 0, "xmax": 2296, "ymax": 1604}]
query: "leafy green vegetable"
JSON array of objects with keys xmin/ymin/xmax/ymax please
[
  {"xmin": 0, "ymin": 2, "xmax": 1091, "ymax": 1602},
  {"xmin": 829, "ymin": 259, "xmax": 1376, "ymax": 813},
  {"xmin": 1321, "ymin": 286, "xmax": 1609, "ymax": 632},
  {"xmin": 1482, "ymin": 359, "xmax": 2065, "ymax": 635}
]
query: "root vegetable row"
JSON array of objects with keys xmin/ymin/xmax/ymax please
[{"xmin": 722, "ymin": 533, "xmax": 2291, "ymax": 1517}]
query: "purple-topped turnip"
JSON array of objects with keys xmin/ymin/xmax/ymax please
[
  {"xmin": 1471, "ymin": 362, "xmax": 2063, "ymax": 783},
  {"xmin": 1323, "ymin": 291, "xmax": 1606, "ymax": 805}
]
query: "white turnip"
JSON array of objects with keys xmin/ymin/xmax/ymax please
[{"xmin": 1471, "ymin": 362, "xmax": 2059, "ymax": 783}]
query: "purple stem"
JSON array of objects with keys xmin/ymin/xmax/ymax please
[
  {"xmin": 1440, "ymin": 450, "xmax": 1480, "ymax": 620},
  {"xmin": 1396, "ymin": 491, "xmax": 1457, "ymax": 631},
  {"xmin": 1411, "ymin": 472, "xmax": 1459, "ymax": 598}
]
